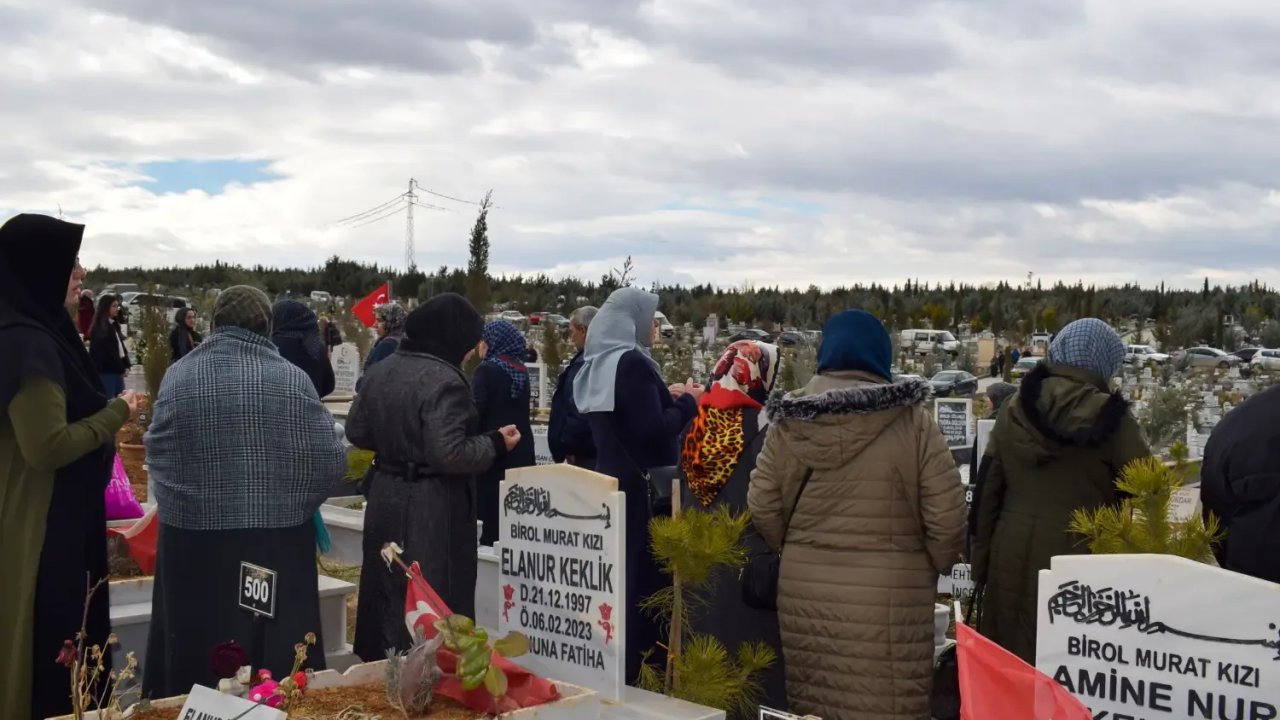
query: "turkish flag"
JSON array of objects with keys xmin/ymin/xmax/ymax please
[
  {"xmin": 351, "ymin": 282, "xmax": 390, "ymax": 328},
  {"xmin": 957, "ymin": 621, "xmax": 1092, "ymax": 720},
  {"xmin": 402, "ymin": 561, "xmax": 560, "ymax": 714}
]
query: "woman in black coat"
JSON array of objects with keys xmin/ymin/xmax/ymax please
[
  {"xmin": 169, "ymin": 307, "xmax": 202, "ymax": 361},
  {"xmin": 345, "ymin": 295, "xmax": 521, "ymax": 659},
  {"xmin": 88, "ymin": 294, "xmax": 132, "ymax": 397},
  {"xmin": 571, "ymin": 286, "xmax": 700, "ymax": 684},
  {"xmin": 272, "ymin": 300, "xmax": 335, "ymax": 398},
  {"xmin": 677, "ymin": 340, "xmax": 787, "ymax": 717},
  {"xmin": 473, "ymin": 320, "xmax": 536, "ymax": 546}
]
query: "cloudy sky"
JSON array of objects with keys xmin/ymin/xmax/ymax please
[{"xmin": 5, "ymin": 0, "xmax": 1280, "ymax": 289}]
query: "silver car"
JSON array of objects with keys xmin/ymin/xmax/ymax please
[{"xmin": 1177, "ymin": 347, "xmax": 1240, "ymax": 370}]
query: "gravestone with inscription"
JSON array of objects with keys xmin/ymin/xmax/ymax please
[
  {"xmin": 1037, "ymin": 554, "xmax": 1279, "ymax": 720},
  {"xmin": 330, "ymin": 343, "xmax": 360, "ymax": 397},
  {"xmin": 528, "ymin": 362, "xmax": 550, "ymax": 413},
  {"xmin": 935, "ymin": 398, "xmax": 973, "ymax": 449},
  {"xmin": 498, "ymin": 465, "xmax": 626, "ymax": 699}
]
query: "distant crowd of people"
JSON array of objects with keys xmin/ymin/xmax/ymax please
[{"xmin": 4, "ymin": 212, "xmax": 1280, "ymax": 720}]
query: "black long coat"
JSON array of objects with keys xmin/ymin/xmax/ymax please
[
  {"xmin": 345, "ymin": 351, "xmax": 506, "ymax": 661},
  {"xmin": 677, "ymin": 408, "xmax": 788, "ymax": 718},
  {"xmin": 472, "ymin": 362, "xmax": 535, "ymax": 546},
  {"xmin": 586, "ymin": 349, "xmax": 697, "ymax": 685}
]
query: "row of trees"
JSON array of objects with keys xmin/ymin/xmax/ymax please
[{"xmin": 84, "ymin": 192, "xmax": 1280, "ymax": 350}]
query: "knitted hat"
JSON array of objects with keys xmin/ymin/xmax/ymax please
[{"xmin": 212, "ymin": 285, "xmax": 272, "ymax": 337}]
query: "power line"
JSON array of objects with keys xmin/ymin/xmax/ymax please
[
  {"xmin": 416, "ymin": 185, "xmax": 486, "ymax": 207},
  {"xmin": 345, "ymin": 204, "xmax": 407, "ymax": 230},
  {"xmin": 331, "ymin": 193, "xmax": 407, "ymax": 226},
  {"xmin": 411, "ymin": 200, "xmax": 454, "ymax": 212}
]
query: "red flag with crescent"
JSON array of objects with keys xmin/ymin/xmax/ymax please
[{"xmin": 351, "ymin": 282, "xmax": 390, "ymax": 328}]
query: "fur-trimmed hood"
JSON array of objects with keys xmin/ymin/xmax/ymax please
[
  {"xmin": 1004, "ymin": 363, "xmax": 1131, "ymax": 460},
  {"xmin": 764, "ymin": 371, "xmax": 933, "ymax": 470}
]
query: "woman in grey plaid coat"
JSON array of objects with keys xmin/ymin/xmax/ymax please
[
  {"xmin": 346, "ymin": 293, "xmax": 520, "ymax": 660},
  {"xmin": 143, "ymin": 286, "xmax": 347, "ymax": 697}
]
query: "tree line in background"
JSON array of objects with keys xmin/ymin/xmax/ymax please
[{"xmin": 85, "ymin": 256, "xmax": 1280, "ymax": 350}]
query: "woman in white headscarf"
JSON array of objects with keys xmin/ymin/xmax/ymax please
[{"xmin": 573, "ymin": 286, "xmax": 701, "ymax": 684}]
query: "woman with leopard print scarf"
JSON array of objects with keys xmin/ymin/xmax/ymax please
[{"xmin": 676, "ymin": 340, "xmax": 787, "ymax": 717}]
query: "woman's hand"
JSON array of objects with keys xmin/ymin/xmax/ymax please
[
  {"xmin": 499, "ymin": 425, "xmax": 522, "ymax": 451},
  {"xmin": 668, "ymin": 384, "xmax": 687, "ymax": 400},
  {"xmin": 684, "ymin": 380, "xmax": 705, "ymax": 401},
  {"xmin": 119, "ymin": 390, "xmax": 143, "ymax": 419}
]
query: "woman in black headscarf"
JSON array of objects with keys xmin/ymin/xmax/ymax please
[
  {"xmin": 169, "ymin": 307, "xmax": 202, "ymax": 361},
  {"xmin": 272, "ymin": 300, "xmax": 335, "ymax": 398},
  {"xmin": 345, "ymin": 294, "xmax": 521, "ymax": 659},
  {"xmin": 0, "ymin": 214, "xmax": 141, "ymax": 720}
]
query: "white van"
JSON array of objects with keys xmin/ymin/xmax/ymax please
[
  {"xmin": 654, "ymin": 311, "xmax": 675, "ymax": 339},
  {"xmin": 899, "ymin": 329, "xmax": 960, "ymax": 356},
  {"xmin": 310, "ymin": 291, "xmax": 332, "ymax": 303}
]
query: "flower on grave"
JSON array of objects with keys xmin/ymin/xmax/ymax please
[
  {"xmin": 304, "ymin": 632, "xmax": 317, "ymax": 646},
  {"xmin": 209, "ymin": 640, "xmax": 247, "ymax": 679},
  {"xmin": 597, "ymin": 603, "xmax": 615, "ymax": 645},
  {"xmin": 381, "ymin": 542, "xmax": 404, "ymax": 570},
  {"xmin": 249, "ymin": 670, "xmax": 283, "ymax": 708},
  {"xmin": 292, "ymin": 671, "xmax": 307, "ymax": 691},
  {"xmin": 55, "ymin": 640, "xmax": 78, "ymax": 668}
]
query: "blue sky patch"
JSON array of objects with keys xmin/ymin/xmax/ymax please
[{"xmin": 138, "ymin": 159, "xmax": 280, "ymax": 195}]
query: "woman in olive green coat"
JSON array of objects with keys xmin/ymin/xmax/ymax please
[
  {"xmin": 0, "ymin": 214, "xmax": 141, "ymax": 720},
  {"xmin": 971, "ymin": 319, "xmax": 1149, "ymax": 663}
]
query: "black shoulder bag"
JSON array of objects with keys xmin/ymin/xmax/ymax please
[
  {"xmin": 740, "ymin": 468, "xmax": 813, "ymax": 611},
  {"xmin": 610, "ymin": 413, "xmax": 680, "ymax": 519}
]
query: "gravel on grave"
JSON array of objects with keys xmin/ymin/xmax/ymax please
[{"xmin": 129, "ymin": 685, "xmax": 483, "ymax": 719}]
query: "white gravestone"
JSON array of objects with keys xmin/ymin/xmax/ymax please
[
  {"xmin": 498, "ymin": 465, "xmax": 626, "ymax": 700},
  {"xmin": 1037, "ymin": 554, "xmax": 1280, "ymax": 720},
  {"xmin": 531, "ymin": 424, "xmax": 554, "ymax": 466},
  {"xmin": 704, "ymin": 314, "xmax": 718, "ymax": 347},
  {"xmin": 330, "ymin": 343, "xmax": 360, "ymax": 397},
  {"xmin": 937, "ymin": 562, "xmax": 975, "ymax": 600},
  {"xmin": 935, "ymin": 398, "xmax": 973, "ymax": 449},
  {"xmin": 528, "ymin": 362, "xmax": 550, "ymax": 412}
]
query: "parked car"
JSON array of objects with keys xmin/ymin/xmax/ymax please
[
  {"xmin": 728, "ymin": 328, "xmax": 774, "ymax": 343},
  {"xmin": 310, "ymin": 290, "xmax": 332, "ymax": 303},
  {"xmin": 1176, "ymin": 347, "xmax": 1240, "ymax": 370},
  {"xmin": 1251, "ymin": 349, "xmax": 1280, "ymax": 371},
  {"xmin": 1010, "ymin": 356, "xmax": 1043, "ymax": 380},
  {"xmin": 1124, "ymin": 345, "xmax": 1170, "ymax": 366},
  {"xmin": 776, "ymin": 330, "xmax": 808, "ymax": 347},
  {"xmin": 528, "ymin": 311, "xmax": 548, "ymax": 325},
  {"xmin": 102, "ymin": 283, "xmax": 140, "ymax": 298},
  {"xmin": 929, "ymin": 370, "xmax": 978, "ymax": 398},
  {"xmin": 654, "ymin": 311, "xmax": 675, "ymax": 339},
  {"xmin": 1232, "ymin": 347, "xmax": 1263, "ymax": 364},
  {"xmin": 899, "ymin": 329, "xmax": 960, "ymax": 356},
  {"xmin": 544, "ymin": 313, "xmax": 569, "ymax": 328},
  {"xmin": 500, "ymin": 310, "xmax": 525, "ymax": 323}
]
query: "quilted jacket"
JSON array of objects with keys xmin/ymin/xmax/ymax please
[{"xmin": 748, "ymin": 370, "xmax": 966, "ymax": 720}]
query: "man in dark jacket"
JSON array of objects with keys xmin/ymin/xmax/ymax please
[
  {"xmin": 548, "ymin": 305, "xmax": 597, "ymax": 467},
  {"xmin": 1201, "ymin": 386, "xmax": 1280, "ymax": 584}
]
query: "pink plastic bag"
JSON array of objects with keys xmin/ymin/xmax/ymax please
[{"xmin": 105, "ymin": 454, "xmax": 144, "ymax": 521}]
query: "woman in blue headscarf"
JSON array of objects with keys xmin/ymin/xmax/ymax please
[
  {"xmin": 572, "ymin": 286, "xmax": 701, "ymax": 684},
  {"xmin": 473, "ymin": 320, "xmax": 536, "ymax": 546},
  {"xmin": 749, "ymin": 310, "xmax": 965, "ymax": 720}
]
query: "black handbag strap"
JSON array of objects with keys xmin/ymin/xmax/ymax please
[{"xmin": 779, "ymin": 468, "xmax": 814, "ymax": 549}]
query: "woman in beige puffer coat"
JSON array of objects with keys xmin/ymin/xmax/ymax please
[{"xmin": 749, "ymin": 310, "xmax": 966, "ymax": 720}]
